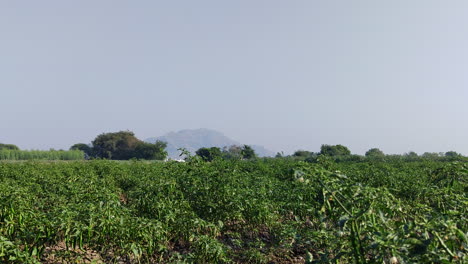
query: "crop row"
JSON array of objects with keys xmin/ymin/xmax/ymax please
[
  {"xmin": 0, "ymin": 150, "xmax": 84, "ymax": 161},
  {"xmin": 0, "ymin": 159, "xmax": 466, "ymax": 263}
]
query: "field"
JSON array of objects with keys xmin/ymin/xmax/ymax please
[
  {"xmin": 0, "ymin": 158, "xmax": 466, "ymax": 263},
  {"xmin": 0, "ymin": 150, "xmax": 84, "ymax": 161}
]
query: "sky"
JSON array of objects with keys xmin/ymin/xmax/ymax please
[{"xmin": 1, "ymin": 1, "xmax": 467, "ymax": 155}]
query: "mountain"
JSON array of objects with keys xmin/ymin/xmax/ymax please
[{"xmin": 145, "ymin": 128, "xmax": 275, "ymax": 158}]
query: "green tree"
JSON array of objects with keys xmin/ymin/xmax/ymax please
[
  {"xmin": 422, "ymin": 152, "xmax": 441, "ymax": 159},
  {"xmin": 403, "ymin": 151, "xmax": 419, "ymax": 161},
  {"xmin": 320, "ymin": 144, "xmax": 351, "ymax": 157},
  {"xmin": 365, "ymin": 148, "xmax": 385, "ymax": 158},
  {"xmin": 292, "ymin": 150, "xmax": 317, "ymax": 162},
  {"xmin": 405, "ymin": 151, "xmax": 418, "ymax": 157},
  {"xmin": 222, "ymin": 145, "xmax": 242, "ymax": 159},
  {"xmin": 195, "ymin": 147, "xmax": 222, "ymax": 162},
  {"xmin": 70, "ymin": 143, "xmax": 93, "ymax": 158},
  {"xmin": 241, "ymin": 145, "xmax": 256, "ymax": 159},
  {"xmin": 293, "ymin": 150, "xmax": 313, "ymax": 158},
  {"xmin": 134, "ymin": 141, "xmax": 168, "ymax": 160},
  {"xmin": 445, "ymin": 151, "xmax": 461, "ymax": 158},
  {"xmin": 92, "ymin": 131, "xmax": 140, "ymax": 159},
  {"xmin": 91, "ymin": 131, "xmax": 166, "ymax": 160},
  {"xmin": 0, "ymin": 144, "xmax": 19, "ymax": 150}
]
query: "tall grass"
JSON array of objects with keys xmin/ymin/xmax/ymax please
[{"xmin": 0, "ymin": 149, "xmax": 84, "ymax": 160}]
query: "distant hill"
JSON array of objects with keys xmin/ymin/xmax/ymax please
[{"xmin": 145, "ymin": 128, "xmax": 275, "ymax": 158}]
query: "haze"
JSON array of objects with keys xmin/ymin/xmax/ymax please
[{"xmin": 1, "ymin": 1, "xmax": 467, "ymax": 155}]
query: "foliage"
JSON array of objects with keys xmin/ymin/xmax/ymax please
[
  {"xmin": 91, "ymin": 131, "xmax": 167, "ymax": 160},
  {"xmin": 365, "ymin": 148, "xmax": 385, "ymax": 158},
  {"xmin": 292, "ymin": 150, "xmax": 318, "ymax": 162},
  {"xmin": 422, "ymin": 152, "xmax": 443, "ymax": 159},
  {"xmin": 0, "ymin": 149, "xmax": 84, "ymax": 160},
  {"xmin": 135, "ymin": 141, "xmax": 168, "ymax": 160},
  {"xmin": 240, "ymin": 145, "xmax": 257, "ymax": 159},
  {"xmin": 0, "ymin": 159, "xmax": 466, "ymax": 263},
  {"xmin": 404, "ymin": 151, "xmax": 419, "ymax": 161},
  {"xmin": 445, "ymin": 151, "xmax": 462, "ymax": 158},
  {"xmin": 293, "ymin": 150, "xmax": 313, "ymax": 158},
  {"xmin": 222, "ymin": 145, "xmax": 242, "ymax": 159},
  {"xmin": 0, "ymin": 144, "xmax": 19, "ymax": 151},
  {"xmin": 69, "ymin": 143, "xmax": 93, "ymax": 158},
  {"xmin": 320, "ymin": 144, "xmax": 351, "ymax": 157},
  {"xmin": 275, "ymin": 152, "xmax": 284, "ymax": 158},
  {"xmin": 92, "ymin": 131, "xmax": 141, "ymax": 159},
  {"xmin": 195, "ymin": 147, "xmax": 222, "ymax": 162}
]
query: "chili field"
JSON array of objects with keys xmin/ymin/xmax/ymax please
[{"xmin": 0, "ymin": 159, "xmax": 466, "ymax": 263}]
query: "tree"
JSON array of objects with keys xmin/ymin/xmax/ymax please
[
  {"xmin": 92, "ymin": 131, "xmax": 140, "ymax": 159},
  {"xmin": 241, "ymin": 145, "xmax": 256, "ymax": 159},
  {"xmin": 91, "ymin": 131, "xmax": 166, "ymax": 160},
  {"xmin": 293, "ymin": 150, "xmax": 313, "ymax": 158},
  {"xmin": 134, "ymin": 141, "xmax": 168, "ymax": 160},
  {"xmin": 422, "ymin": 152, "xmax": 441, "ymax": 159},
  {"xmin": 445, "ymin": 151, "xmax": 461, "ymax": 158},
  {"xmin": 320, "ymin": 144, "xmax": 351, "ymax": 157},
  {"xmin": 0, "ymin": 144, "xmax": 19, "ymax": 150},
  {"xmin": 405, "ymin": 151, "xmax": 418, "ymax": 157},
  {"xmin": 222, "ymin": 145, "xmax": 242, "ymax": 159},
  {"xmin": 70, "ymin": 143, "xmax": 93, "ymax": 157},
  {"xmin": 291, "ymin": 150, "xmax": 318, "ymax": 162},
  {"xmin": 195, "ymin": 147, "xmax": 222, "ymax": 162},
  {"xmin": 365, "ymin": 148, "xmax": 385, "ymax": 158},
  {"xmin": 403, "ymin": 151, "xmax": 419, "ymax": 161}
]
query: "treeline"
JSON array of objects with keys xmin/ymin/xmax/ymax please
[
  {"xmin": 72, "ymin": 131, "xmax": 258, "ymax": 162},
  {"xmin": 193, "ymin": 145, "xmax": 257, "ymax": 162},
  {"xmin": 70, "ymin": 131, "xmax": 167, "ymax": 160},
  {"xmin": 194, "ymin": 144, "xmax": 466, "ymax": 163},
  {"xmin": 1, "ymin": 134, "xmax": 466, "ymax": 162},
  {"xmin": 0, "ymin": 131, "xmax": 166, "ymax": 161},
  {"xmin": 284, "ymin": 144, "xmax": 467, "ymax": 163}
]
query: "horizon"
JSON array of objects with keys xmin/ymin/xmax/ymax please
[
  {"xmin": 1, "ymin": 127, "xmax": 464, "ymax": 157},
  {"xmin": 1, "ymin": 1, "xmax": 467, "ymax": 156}
]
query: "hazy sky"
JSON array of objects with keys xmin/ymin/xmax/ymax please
[{"xmin": 1, "ymin": 1, "xmax": 467, "ymax": 155}]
